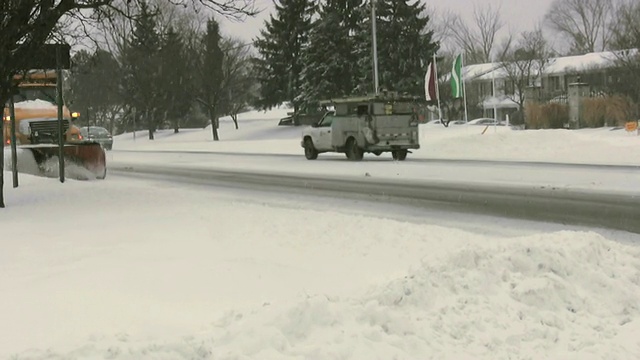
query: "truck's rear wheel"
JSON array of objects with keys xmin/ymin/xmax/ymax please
[
  {"xmin": 392, "ymin": 150, "xmax": 408, "ymax": 161},
  {"xmin": 304, "ymin": 138, "xmax": 318, "ymax": 160},
  {"xmin": 346, "ymin": 138, "xmax": 364, "ymax": 161}
]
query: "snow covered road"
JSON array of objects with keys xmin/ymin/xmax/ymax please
[{"xmin": 108, "ymin": 151, "xmax": 640, "ymax": 233}]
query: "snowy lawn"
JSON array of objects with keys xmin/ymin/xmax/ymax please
[
  {"xmin": 1, "ymin": 172, "xmax": 639, "ymax": 359},
  {"xmin": 0, "ymin": 173, "xmax": 640, "ymax": 359},
  {"xmin": 1, "ymin": 107, "xmax": 640, "ymax": 359},
  {"xmin": 111, "ymin": 108, "xmax": 640, "ymax": 167}
]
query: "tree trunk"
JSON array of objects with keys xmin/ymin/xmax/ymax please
[
  {"xmin": 147, "ymin": 111, "xmax": 154, "ymax": 140},
  {"xmin": 231, "ymin": 114, "xmax": 238, "ymax": 129},
  {"xmin": 109, "ymin": 110, "xmax": 116, "ymax": 135},
  {"xmin": 209, "ymin": 108, "xmax": 219, "ymax": 141},
  {"xmin": 173, "ymin": 115, "xmax": 180, "ymax": 133}
]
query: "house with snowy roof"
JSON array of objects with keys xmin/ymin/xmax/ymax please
[{"xmin": 463, "ymin": 50, "xmax": 628, "ymax": 122}]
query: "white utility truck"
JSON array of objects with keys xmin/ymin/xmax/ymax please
[{"xmin": 301, "ymin": 92, "xmax": 423, "ymax": 161}]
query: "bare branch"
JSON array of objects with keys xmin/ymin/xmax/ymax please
[
  {"xmin": 545, "ymin": 0, "xmax": 614, "ymax": 54},
  {"xmin": 445, "ymin": 3, "xmax": 504, "ymax": 64}
]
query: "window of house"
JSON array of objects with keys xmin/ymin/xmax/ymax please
[{"xmin": 549, "ymin": 76, "xmax": 561, "ymax": 91}]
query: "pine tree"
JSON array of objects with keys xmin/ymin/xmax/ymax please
[
  {"xmin": 68, "ymin": 49, "xmax": 121, "ymax": 133},
  {"xmin": 158, "ymin": 26, "xmax": 192, "ymax": 133},
  {"xmin": 121, "ymin": 0, "xmax": 162, "ymax": 139},
  {"xmin": 253, "ymin": 0, "xmax": 315, "ymax": 112},
  {"xmin": 196, "ymin": 18, "xmax": 224, "ymax": 141},
  {"xmin": 355, "ymin": 0, "xmax": 439, "ymax": 96},
  {"xmin": 301, "ymin": 0, "xmax": 366, "ymax": 103}
]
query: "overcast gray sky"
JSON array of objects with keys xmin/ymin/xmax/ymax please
[{"xmin": 219, "ymin": 0, "xmax": 556, "ymax": 45}]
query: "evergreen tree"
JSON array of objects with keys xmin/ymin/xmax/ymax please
[
  {"xmin": 158, "ymin": 26, "xmax": 192, "ymax": 133},
  {"xmin": 301, "ymin": 0, "xmax": 366, "ymax": 103},
  {"xmin": 68, "ymin": 49, "xmax": 122, "ymax": 133},
  {"xmin": 355, "ymin": 0, "xmax": 439, "ymax": 96},
  {"xmin": 253, "ymin": 0, "xmax": 315, "ymax": 112},
  {"xmin": 121, "ymin": 0, "xmax": 162, "ymax": 139},
  {"xmin": 196, "ymin": 18, "xmax": 224, "ymax": 141}
]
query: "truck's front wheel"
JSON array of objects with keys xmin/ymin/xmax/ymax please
[
  {"xmin": 304, "ymin": 138, "xmax": 318, "ymax": 160},
  {"xmin": 346, "ymin": 138, "xmax": 364, "ymax": 161},
  {"xmin": 392, "ymin": 150, "xmax": 408, "ymax": 161}
]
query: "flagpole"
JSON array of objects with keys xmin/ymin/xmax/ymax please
[
  {"xmin": 371, "ymin": 0, "xmax": 379, "ymax": 95},
  {"xmin": 462, "ymin": 53, "xmax": 469, "ymax": 122},
  {"xmin": 433, "ymin": 53, "xmax": 443, "ymax": 120}
]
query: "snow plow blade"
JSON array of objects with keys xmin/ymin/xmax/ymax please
[{"xmin": 26, "ymin": 142, "xmax": 107, "ymax": 180}]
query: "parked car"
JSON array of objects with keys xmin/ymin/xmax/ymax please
[
  {"xmin": 425, "ymin": 119, "xmax": 466, "ymax": 126},
  {"xmin": 80, "ymin": 126, "xmax": 113, "ymax": 150},
  {"xmin": 467, "ymin": 117, "xmax": 498, "ymax": 125},
  {"xmin": 466, "ymin": 118, "xmax": 505, "ymax": 126}
]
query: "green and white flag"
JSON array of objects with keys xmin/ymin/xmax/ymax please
[{"xmin": 451, "ymin": 54, "xmax": 463, "ymax": 99}]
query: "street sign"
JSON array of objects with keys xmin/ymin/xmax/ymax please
[{"xmin": 625, "ymin": 121, "xmax": 638, "ymax": 132}]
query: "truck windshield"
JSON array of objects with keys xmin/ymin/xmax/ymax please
[{"xmin": 13, "ymin": 86, "xmax": 57, "ymax": 103}]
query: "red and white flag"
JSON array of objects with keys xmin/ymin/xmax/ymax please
[{"xmin": 424, "ymin": 61, "xmax": 437, "ymax": 102}]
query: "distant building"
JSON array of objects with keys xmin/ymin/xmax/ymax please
[{"xmin": 462, "ymin": 50, "xmax": 630, "ymax": 121}]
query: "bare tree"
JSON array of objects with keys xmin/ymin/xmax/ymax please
[
  {"xmin": 447, "ymin": 3, "xmax": 505, "ymax": 64},
  {"xmin": 498, "ymin": 27, "xmax": 553, "ymax": 125},
  {"xmin": 0, "ymin": 0, "xmax": 257, "ymax": 207},
  {"xmin": 608, "ymin": 0, "xmax": 640, "ymax": 114},
  {"xmin": 422, "ymin": 5, "xmax": 457, "ymax": 53},
  {"xmin": 545, "ymin": 0, "xmax": 614, "ymax": 54},
  {"xmin": 0, "ymin": 0, "xmax": 257, "ymax": 111},
  {"xmin": 610, "ymin": 0, "xmax": 640, "ymax": 50},
  {"xmin": 220, "ymin": 38, "xmax": 254, "ymax": 129}
]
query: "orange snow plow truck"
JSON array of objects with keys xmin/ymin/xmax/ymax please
[{"xmin": 2, "ymin": 71, "xmax": 106, "ymax": 179}]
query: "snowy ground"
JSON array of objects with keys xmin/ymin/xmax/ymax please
[
  {"xmin": 1, "ymin": 108, "xmax": 640, "ymax": 359},
  {"xmin": 112, "ymin": 108, "xmax": 640, "ymax": 167}
]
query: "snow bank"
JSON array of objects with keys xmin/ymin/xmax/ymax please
[
  {"xmin": 197, "ymin": 231, "xmax": 640, "ymax": 360},
  {"xmin": 3, "ymin": 148, "xmax": 98, "ymax": 180},
  {"xmin": 113, "ymin": 107, "xmax": 640, "ymax": 166},
  {"xmin": 2, "ymin": 147, "xmax": 40, "ymax": 174},
  {"xmin": 10, "ymin": 230, "xmax": 640, "ymax": 359}
]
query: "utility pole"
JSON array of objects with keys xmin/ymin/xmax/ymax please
[
  {"xmin": 0, "ymin": 104, "xmax": 5, "ymax": 208},
  {"xmin": 371, "ymin": 0, "xmax": 379, "ymax": 95},
  {"xmin": 9, "ymin": 95, "xmax": 18, "ymax": 187},
  {"xmin": 56, "ymin": 46, "xmax": 65, "ymax": 183}
]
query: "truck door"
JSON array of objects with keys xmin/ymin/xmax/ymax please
[{"xmin": 315, "ymin": 114, "xmax": 334, "ymax": 151}]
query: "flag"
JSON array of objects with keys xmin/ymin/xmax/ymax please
[
  {"xmin": 451, "ymin": 54, "xmax": 463, "ymax": 98},
  {"xmin": 424, "ymin": 61, "xmax": 437, "ymax": 102}
]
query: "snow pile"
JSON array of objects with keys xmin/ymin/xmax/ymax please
[
  {"xmin": 13, "ymin": 99, "xmax": 56, "ymax": 109},
  {"xmin": 10, "ymin": 230, "xmax": 640, "ymax": 359},
  {"xmin": 199, "ymin": 231, "xmax": 640, "ymax": 360},
  {"xmin": 3, "ymin": 149, "xmax": 98, "ymax": 180},
  {"xmin": 2, "ymin": 147, "xmax": 40, "ymax": 174},
  {"xmin": 38, "ymin": 155, "xmax": 98, "ymax": 180}
]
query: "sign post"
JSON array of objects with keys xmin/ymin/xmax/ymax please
[
  {"xmin": 56, "ymin": 45, "xmax": 65, "ymax": 183},
  {"xmin": 9, "ymin": 95, "xmax": 18, "ymax": 187}
]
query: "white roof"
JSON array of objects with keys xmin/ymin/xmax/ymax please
[
  {"xmin": 482, "ymin": 96, "xmax": 519, "ymax": 109},
  {"xmin": 463, "ymin": 49, "xmax": 635, "ymax": 81},
  {"xmin": 545, "ymin": 51, "xmax": 619, "ymax": 75}
]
